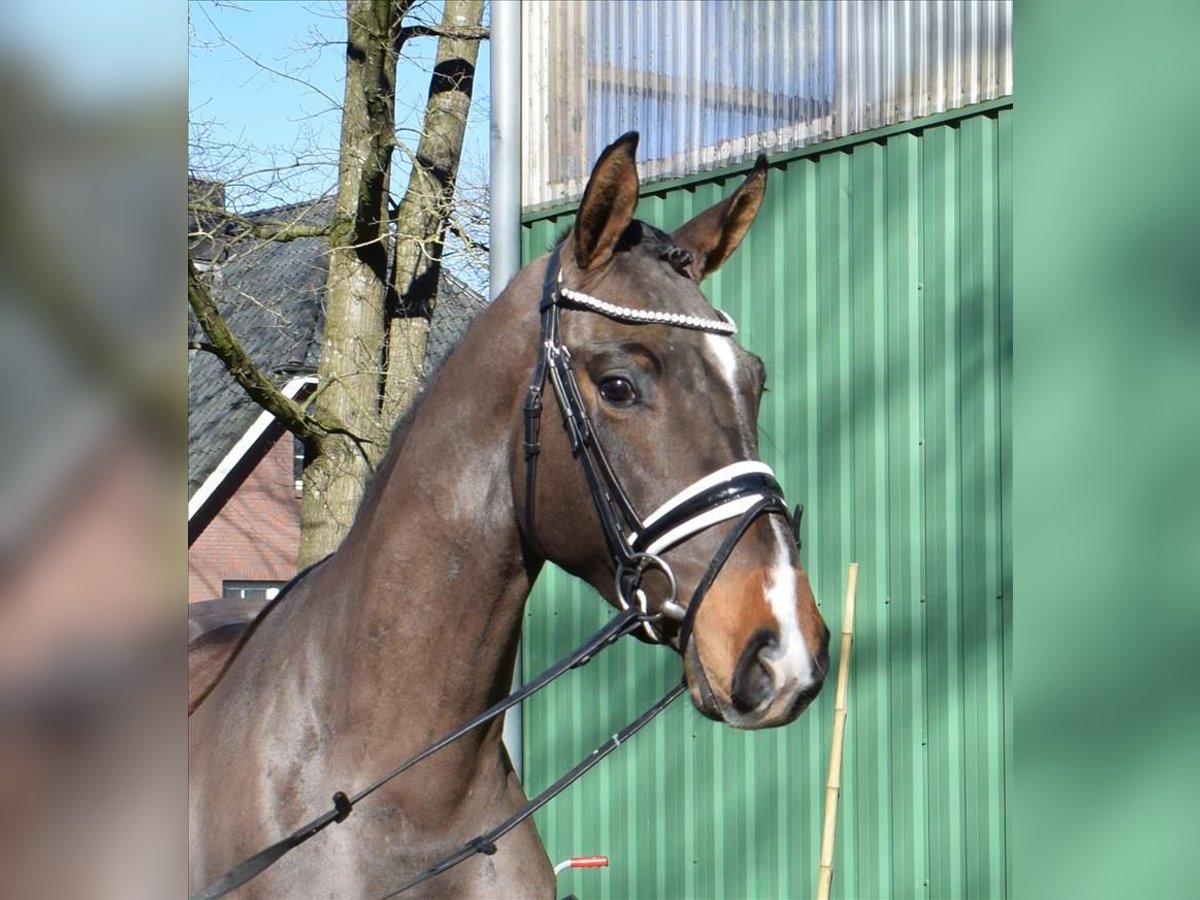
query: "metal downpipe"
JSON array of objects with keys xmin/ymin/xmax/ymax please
[{"xmin": 490, "ymin": 0, "xmax": 523, "ymax": 776}]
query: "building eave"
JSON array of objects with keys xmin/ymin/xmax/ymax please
[{"xmin": 187, "ymin": 375, "xmax": 317, "ymax": 522}]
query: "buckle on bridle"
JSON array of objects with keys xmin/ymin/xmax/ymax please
[
  {"xmin": 523, "ymin": 385, "xmax": 543, "ymax": 460},
  {"xmin": 616, "ymin": 553, "xmax": 684, "ymax": 641}
]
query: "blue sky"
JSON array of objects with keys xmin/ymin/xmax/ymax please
[
  {"xmin": 1, "ymin": 0, "xmax": 183, "ymax": 105},
  {"xmin": 189, "ymin": 1, "xmax": 491, "ymax": 212}
]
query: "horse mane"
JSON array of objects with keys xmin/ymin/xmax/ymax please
[
  {"xmin": 188, "ymin": 375, "xmax": 444, "ymax": 717},
  {"xmin": 358, "ymin": 379, "xmax": 436, "ymax": 507},
  {"xmin": 354, "ymin": 315, "xmax": 473, "ymax": 517},
  {"xmin": 191, "ymin": 304, "xmax": 490, "ymax": 716}
]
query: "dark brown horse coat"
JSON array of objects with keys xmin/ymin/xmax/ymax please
[{"xmin": 189, "ymin": 134, "xmax": 828, "ymax": 898}]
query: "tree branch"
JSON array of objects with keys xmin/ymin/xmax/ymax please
[
  {"xmin": 195, "ymin": 1, "xmax": 342, "ymax": 109},
  {"xmin": 188, "ymin": 254, "xmax": 352, "ymax": 448},
  {"xmin": 239, "ymin": 221, "xmax": 332, "ymax": 242},
  {"xmin": 448, "ymin": 217, "xmax": 489, "ymax": 255},
  {"xmin": 397, "ymin": 24, "xmax": 489, "ymax": 48},
  {"xmin": 188, "ymin": 201, "xmax": 334, "ymax": 243}
]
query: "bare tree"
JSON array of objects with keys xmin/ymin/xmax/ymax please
[{"xmin": 188, "ymin": 0, "xmax": 487, "ymax": 564}]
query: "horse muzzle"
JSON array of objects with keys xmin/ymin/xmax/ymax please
[{"xmin": 680, "ymin": 566, "xmax": 830, "ymax": 730}]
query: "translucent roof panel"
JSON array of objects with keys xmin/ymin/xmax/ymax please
[{"xmin": 522, "ymin": 0, "xmax": 1012, "ymax": 210}]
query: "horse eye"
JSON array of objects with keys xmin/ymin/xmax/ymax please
[{"xmin": 599, "ymin": 376, "xmax": 637, "ymax": 405}]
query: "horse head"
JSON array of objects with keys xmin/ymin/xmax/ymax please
[{"xmin": 518, "ymin": 133, "xmax": 829, "ymax": 729}]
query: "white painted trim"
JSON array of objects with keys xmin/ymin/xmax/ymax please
[{"xmin": 188, "ymin": 375, "xmax": 317, "ymax": 521}]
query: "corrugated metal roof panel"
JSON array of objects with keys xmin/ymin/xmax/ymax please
[
  {"xmin": 522, "ymin": 0, "xmax": 1013, "ymax": 210},
  {"xmin": 519, "ymin": 105, "xmax": 1011, "ymax": 898}
]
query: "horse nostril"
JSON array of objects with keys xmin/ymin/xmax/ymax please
[
  {"xmin": 815, "ymin": 625, "xmax": 831, "ymax": 678},
  {"xmin": 731, "ymin": 630, "xmax": 778, "ymax": 713},
  {"xmin": 816, "ymin": 643, "xmax": 831, "ymax": 680}
]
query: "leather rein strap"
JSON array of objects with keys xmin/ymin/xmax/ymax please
[
  {"xmin": 377, "ymin": 680, "xmax": 688, "ymax": 899},
  {"xmin": 192, "ymin": 607, "xmax": 661, "ymax": 900}
]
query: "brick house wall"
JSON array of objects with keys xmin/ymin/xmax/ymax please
[{"xmin": 188, "ymin": 430, "xmax": 300, "ymax": 603}]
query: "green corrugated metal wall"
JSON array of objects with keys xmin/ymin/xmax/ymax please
[{"xmin": 519, "ymin": 104, "xmax": 1012, "ymax": 899}]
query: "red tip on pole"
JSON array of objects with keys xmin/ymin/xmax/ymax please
[{"xmin": 568, "ymin": 856, "xmax": 609, "ymax": 868}]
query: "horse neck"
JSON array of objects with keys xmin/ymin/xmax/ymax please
[{"xmin": 312, "ymin": 279, "xmax": 541, "ymax": 754}]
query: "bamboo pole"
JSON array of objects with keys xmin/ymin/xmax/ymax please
[{"xmin": 816, "ymin": 563, "xmax": 859, "ymax": 900}]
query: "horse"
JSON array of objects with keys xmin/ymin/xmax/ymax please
[{"xmin": 189, "ymin": 132, "xmax": 830, "ymax": 899}]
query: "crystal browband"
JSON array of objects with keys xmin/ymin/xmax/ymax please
[{"xmin": 558, "ymin": 286, "xmax": 738, "ymax": 336}]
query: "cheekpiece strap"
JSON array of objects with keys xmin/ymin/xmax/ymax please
[{"xmin": 523, "ymin": 248, "xmax": 565, "ymax": 542}]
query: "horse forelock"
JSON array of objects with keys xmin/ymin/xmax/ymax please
[{"xmin": 554, "ymin": 219, "xmax": 689, "ymax": 273}]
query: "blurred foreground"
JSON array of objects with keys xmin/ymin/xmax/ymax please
[
  {"xmin": 0, "ymin": 2, "xmax": 1197, "ymax": 898},
  {"xmin": 0, "ymin": 4, "xmax": 182, "ymax": 896}
]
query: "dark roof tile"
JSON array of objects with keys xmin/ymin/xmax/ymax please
[{"xmin": 188, "ymin": 199, "xmax": 487, "ymax": 500}]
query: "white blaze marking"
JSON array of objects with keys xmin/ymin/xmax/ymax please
[
  {"xmin": 705, "ymin": 332, "xmax": 740, "ymax": 391},
  {"xmin": 761, "ymin": 521, "xmax": 816, "ymax": 693},
  {"xmin": 699, "ymin": 330, "xmax": 819, "ymax": 717},
  {"xmin": 705, "ymin": 332, "xmax": 752, "ymax": 442}
]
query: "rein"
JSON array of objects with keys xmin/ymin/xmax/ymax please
[
  {"xmin": 377, "ymin": 680, "xmax": 688, "ymax": 899},
  {"xmin": 192, "ymin": 606, "xmax": 665, "ymax": 900},
  {"xmin": 195, "ymin": 247, "xmax": 802, "ymax": 899}
]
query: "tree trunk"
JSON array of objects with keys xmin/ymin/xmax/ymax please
[
  {"xmin": 381, "ymin": 0, "xmax": 485, "ymax": 429},
  {"xmin": 192, "ymin": 0, "xmax": 487, "ymax": 567},
  {"xmin": 300, "ymin": 0, "xmax": 409, "ymax": 566}
]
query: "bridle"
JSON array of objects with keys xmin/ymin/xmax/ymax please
[
  {"xmin": 193, "ymin": 245, "xmax": 805, "ymax": 900},
  {"xmin": 523, "ymin": 245, "xmax": 797, "ymax": 651}
]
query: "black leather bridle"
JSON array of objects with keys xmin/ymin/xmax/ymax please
[
  {"xmin": 193, "ymin": 246, "xmax": 805, "ymax": 900},
  {"xmin": 523, "ymin": 246, "xmax": 798, "ymax": 652}
]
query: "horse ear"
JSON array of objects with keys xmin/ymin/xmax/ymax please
[
  {"xmin": 672, "ymin": 155, "xmax": 768, "ymax": 280},
  {"xmin": 571, "ymin": 132, "xmax": 640, "ymax": 271}
]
